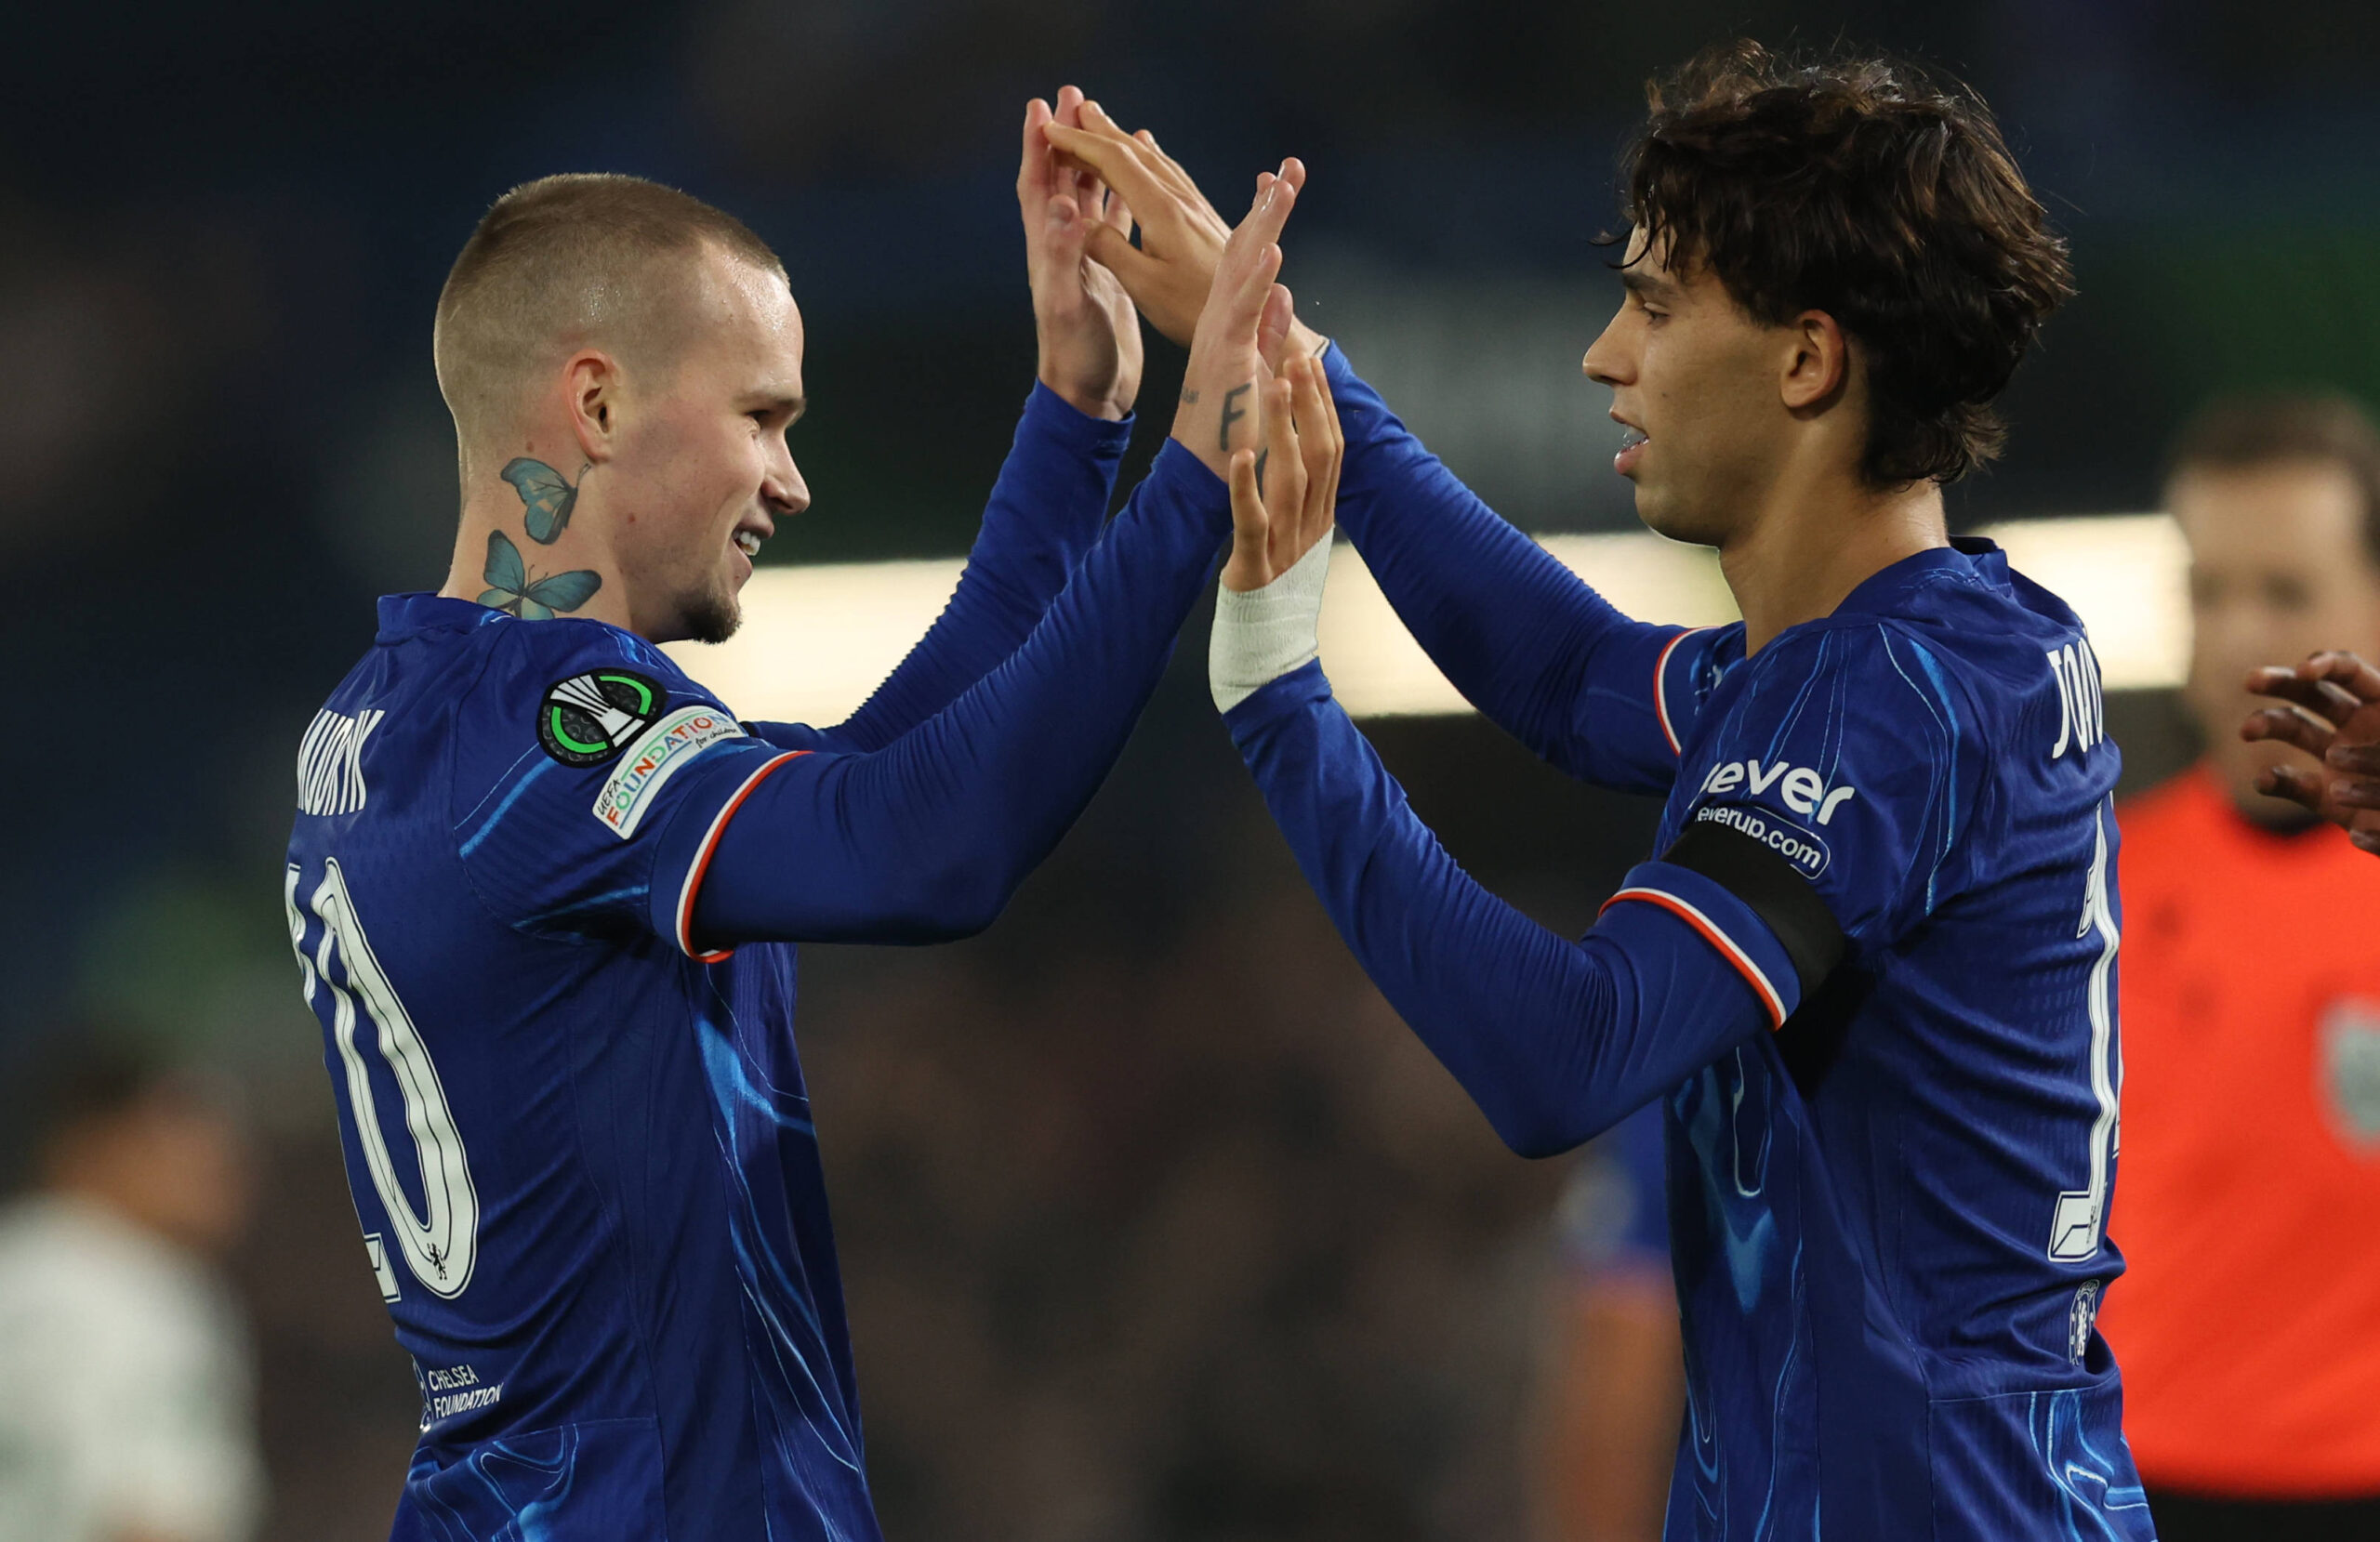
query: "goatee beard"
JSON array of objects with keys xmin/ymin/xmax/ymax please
[{"xmin": 681, "ymin": 586, "xmax": 742, "ymax": 645}]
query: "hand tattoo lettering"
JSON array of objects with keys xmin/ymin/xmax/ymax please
[
  {"xmin": 1181, "ymin": 388, "xmax": 1201, "ymax": 404},
  {"xmin": 1253, "ymin": 447, "xmax": 1269, "ymax": 494},
  {"xmin": 1219, "ymin": 383, "xmax": 1251, "ymax": 452},
  {"xmin": 500, "ymin": 458, "xmax": 588, "ymax": 545},
  {"xmin": 480, "ymin": 530, "xmax": 602, "ymax": 621}
]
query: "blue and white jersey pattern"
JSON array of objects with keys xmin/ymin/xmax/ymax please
[
  {"xmin": 285, "ymin": 598, "xmax": 878, "ymax": 1541},
  {"xmin": 1644, "ymin": 543, "xmax": 2148, "ymax": 1540}
]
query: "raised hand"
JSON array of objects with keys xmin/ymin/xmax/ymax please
[
  {"xmin": 1020, "ymin": 86, "xmax": 1143, "ymax": 420},
  {"xmin": 1222, "ymin": 353, "xmax": 1342, "ymax": 593},
  {"xmin": 1170, "ymin": 169, "xmax": 1303, "ymax": 481},
  {"xmin": 1207, "ymin": 353, "xmax": 1345, "ymax": 714},
  {"xmin": 1044, "ymin": 101, "xmax": 1327, "ymax": 364},
  {"xmin": 2241, "ymin": 649, "xmax": 2380, "ymax": 852}
]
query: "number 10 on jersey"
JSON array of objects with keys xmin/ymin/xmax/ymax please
[{"xmin": 284, "ymin": 860, "xmax": 482, "ymax": 1300}]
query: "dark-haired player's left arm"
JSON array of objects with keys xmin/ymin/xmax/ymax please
[
  {"xmin": 749, "ymin": 88, "xmax": 1144, "ymax": 755},
  {"xmin": 1217, "ymin": 573, "xmax": 1972, "ymax": 1153},
  {"xmin": 1226, "ymin": 666, "xmax": 1832, "ymax": 1153}
]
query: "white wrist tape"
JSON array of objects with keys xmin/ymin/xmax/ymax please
[{"xmin": 1210, "ymin": 536, "xmax": 1332, "ymax": 713}]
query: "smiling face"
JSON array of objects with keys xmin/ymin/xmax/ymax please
[
  {"xmin": 1581, "ymin": 230, "xmax": 1824, "ymax": 547},
  {"xmin": 605, "ymin": 244, "xmax": 809, "ymax": 644}
]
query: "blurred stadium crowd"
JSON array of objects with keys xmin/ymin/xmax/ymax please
[{"xmin": 7, "ymin": 0, "xmax": 2380, "ymax": 1537}]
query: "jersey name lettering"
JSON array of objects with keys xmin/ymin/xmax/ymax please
[
  {"xmin": 2048, "ymin": 640, "xmax": 2106, "ymax": 760},
  {"xmin": 298, "ymin": 707, "xmax": 384, "ymax": 816}
]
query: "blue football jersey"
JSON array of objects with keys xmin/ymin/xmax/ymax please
[
  {"xmin": 285, "ymin": 598, "xmax": 875, "ymax": 1539},
  {"xmin": 1272, "ymin": 349, "xmax": 2152, "ymax": 1537},
  {"xmin": 277, "ymin": 385, "xmax": 1197, "ymax": 1539},
  {"xmin": 1642, "ymin": 541, "xmax": 2149, "ymax": 1538}
]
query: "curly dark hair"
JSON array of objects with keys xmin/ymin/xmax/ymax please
[{"xmin": 1610, "ymin": 41, "xmax": 2075, "ymax": 488}]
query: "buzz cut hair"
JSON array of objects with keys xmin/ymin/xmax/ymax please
[{"xmin": 433, "ymin": 173, "xmax": 785, "ymax": 443}]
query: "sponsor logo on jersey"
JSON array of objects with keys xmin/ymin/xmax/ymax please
[
  {"xmin": 297, "ymin": 706, "xmax": 384, "ymax": 816},
  {"xmin": 538, "ymin": 669, "xmax": 664, "ymax": 766},
  {"xmin": 2067, "ymin": 1278, "xmax": 2102, "ymax": 1363},
  {"xmin": 1693, "ymin": 802, "xmax": 1834, "ymax": 880},
  {"xmin": 1696, "ymin": 757, "xmax": 1858, "ymax": 824},
  {"xmin": 592, "ymin": 705, "xmax": 745, "ymax": 838},
  {"xmin": 2320, "ymin": 997, "xmax": 2380, "ymax": 1149},
  {"xmin": 416, "ymin": 1361, "xmax": 505, "ymax": 1430}
]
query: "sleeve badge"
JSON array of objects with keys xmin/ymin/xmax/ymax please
[{"xmin": 538, "ymin": 670, "xmax": 663, "ymax": 766}]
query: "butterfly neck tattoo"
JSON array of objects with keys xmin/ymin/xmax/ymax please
[{"xmin": 481, "ymin": 457, "xmax": 603, "ymax": 621}]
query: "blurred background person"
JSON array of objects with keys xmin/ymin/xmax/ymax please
[
  {"xmin": 2101, "ymin": 394, "xmax": 2380, "ymax": 1541},
  {"xmin": 1533, "ymin": 1101, "xmax": 1678, "ymax": 1542},
  {"xmin": 0, "ymin": 1034, "xmax": 263, "ymax": 1542}
]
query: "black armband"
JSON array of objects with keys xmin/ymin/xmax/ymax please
[{"xmin": 1659, "ymin": 818, "xmax": 1846, "ymax": 995}]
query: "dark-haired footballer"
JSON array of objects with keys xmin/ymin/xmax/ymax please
[{"xmin": 1053, "ymin": 43, "xmax": 2149, "ymax": 1539}]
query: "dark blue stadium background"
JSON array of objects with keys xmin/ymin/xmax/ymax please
[{"xmin": 4, "ymin": 1, "xmax": 2372, "ymax": 1534}]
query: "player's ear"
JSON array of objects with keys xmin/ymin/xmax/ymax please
[
  {"xmin": 1779, "ymin": 310, "xmax": 1851, "ymax": 415},
  {"xmin": 562, "ymin": 349, "xmax": 624, "ymax": 466}
]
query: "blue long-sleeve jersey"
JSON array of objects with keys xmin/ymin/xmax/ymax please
[
  {"xmin": 284, "ymin": 389, "xmax": 1227, "ymax": 1540},
  {"xmin": 1223, "ymin": 349, "xmax": 2153, "ymax": 1539}
]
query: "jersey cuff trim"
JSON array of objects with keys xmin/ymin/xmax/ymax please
[
  {"xmin": 673, "ymin": 751, "xmax": 807, "ymax": 962},
  {"xmin": 1023, "ymin": 378, "xmax": 1137, "ymax": 446},
  {"xmin": 1653, "ymin": 627, "xmax": 1711, "ymax": 758},
  {"xmin": 1601, "ymin": 884, "xmax": 1790, "ymax": 1030}
]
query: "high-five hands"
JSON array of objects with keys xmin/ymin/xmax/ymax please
[
  {"xmin": 1209, "ymin": 354, "xmax": 1344, "ymax": 714},
  {"xmin": 1020, "ymin": 86, "xmax": 1143, "ymax": 420},
  {"xmin": 1043, "ymin": 101, "xmax": 1329, "ymax": 365},
  {"xmin": 1170, "ymin": 168, "xmax": 1302, "ymax": 481},
  {"xmin": 2242, "ymin": 650, "xmax": 2380, "ymax": 853},
  {"xmin": 1033, "ymin": 99, "xmax": 1345, "ymax": 710}
]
